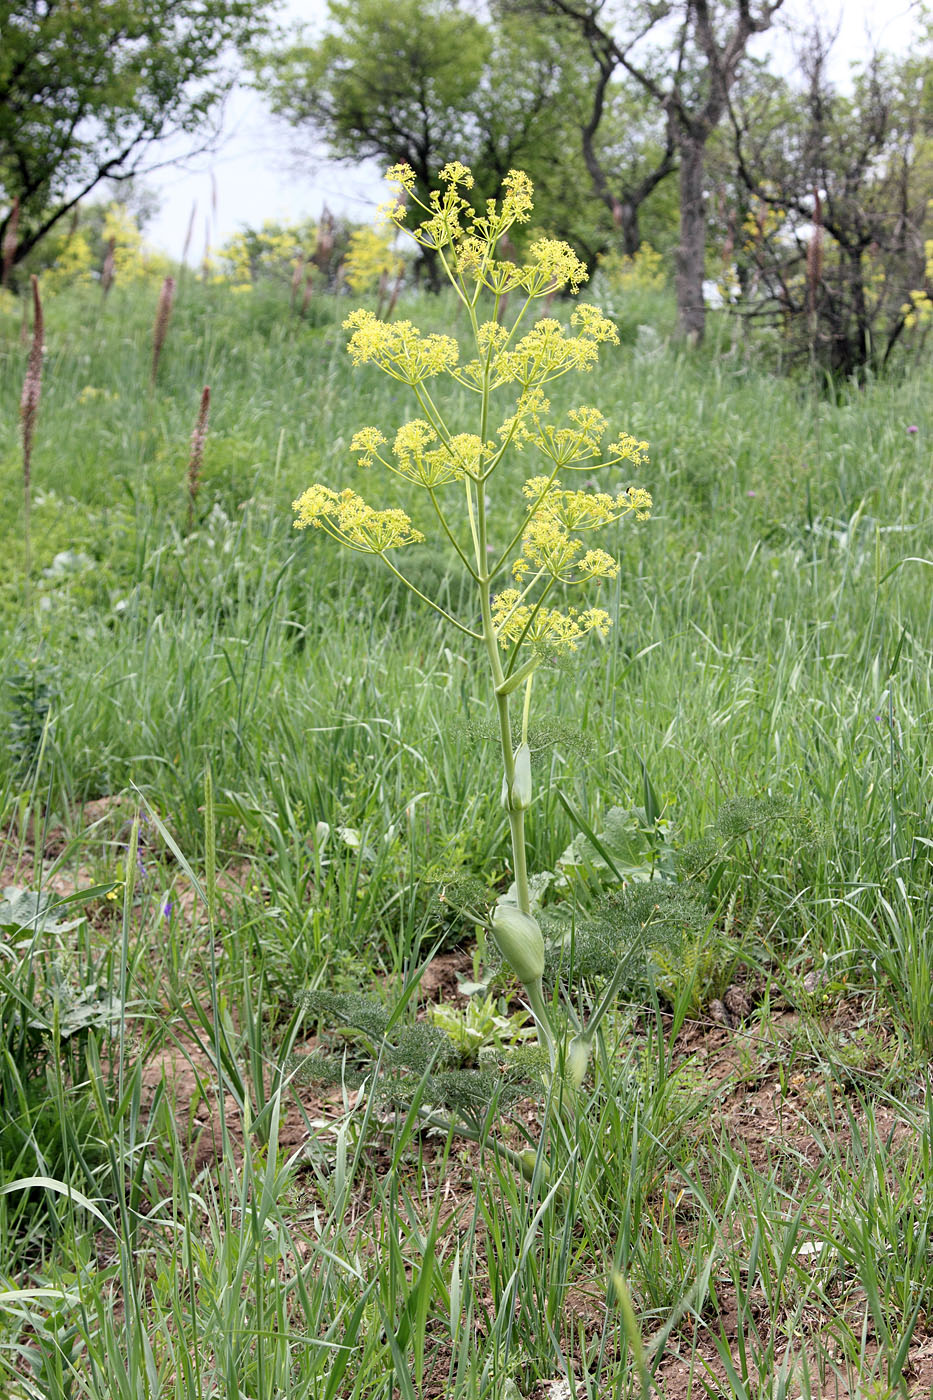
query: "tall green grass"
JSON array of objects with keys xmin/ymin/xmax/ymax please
[{"xmin": 0, "ymin": 276, "xmax": 931, "ymax": 1396}]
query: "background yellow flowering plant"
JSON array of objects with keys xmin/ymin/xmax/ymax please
[{"xmin": 293, "ymin": 163, "xmax": 652, "ymax": 1059}]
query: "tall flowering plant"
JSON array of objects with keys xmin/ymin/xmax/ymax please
[{"xmin": 294, "ymin": 164, "xmax": 651, "ymax": 1064}]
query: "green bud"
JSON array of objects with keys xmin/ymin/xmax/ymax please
[
  {"xmin": 510, "ymin": 743, "xmax": 532, "ymax": 810},
  {"xmin": 567, "ymin": 1034, "xmax": 592, "ymax": 1089},
  {"xmin": 491, "ymin": 904, "xmax": 545, "ymax": 984},
  {"xmin": 500, "ymin": 743, "xmax": 533, "ymax": 812}
]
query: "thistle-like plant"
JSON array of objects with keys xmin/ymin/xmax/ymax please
[
  {"xmin": 186, "ymin": 385, "xmax": 211, "ymax": 532},
  {"xmin": 151, "ymin": 274, "xmax": 176, "ymax": 385},
  {"xmin": 294, "ymin": 164, "xmax": 652, "ymax": 1085}
]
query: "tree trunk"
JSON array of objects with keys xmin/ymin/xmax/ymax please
[
  {"xmin": 617, "ymin": 198, "xmax": 641, "ymax": 258},
  {"xmin": 847, "ymin": 246, "xmax": 869, "ymax": 375},
  {"xmin": 675, "ymin": 132, "xmax": 707, "ymax": 343}
]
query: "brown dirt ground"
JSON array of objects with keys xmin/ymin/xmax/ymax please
[{"xmin": 140, "ymin": 963, "xmax": 933, "ymax": 1400}]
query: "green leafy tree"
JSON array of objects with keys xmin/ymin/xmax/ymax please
[
  {"xmin": 0, "ymin": 0, "xmax": 272, "ymax": 273},
  {"xmin": 730, "ymin": 29, "xmax": 933, "ymax": 375},
  {"xmin": 525, "ymin": 0, "xmax": 786, "ymax": 342},
  {"xmin": 497, "ymin": 0, "xmax": 677, "ymax": 259},
  {"xmin": 254, "ymin": 0, "xmax": 602, "ymax": 280},
  {"xmin": 255, "ymin": 0, "xmax": 489, "ymax": 267}
]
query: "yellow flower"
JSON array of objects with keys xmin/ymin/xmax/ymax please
[
  {"xmin": 519, "ymin": 240, "xmax": 589, "ymax": 296},
  {"xmin": 495, "ymin": 387, "xmax": 551, "ymax": 445},
  {"xmin": 570, "ymin": 304, "xmax": 619, "ymax": 343},
  {"xmin": 344, "ymin": 309, "xmax": 460, "ymax": 384},
  {"xmin": 610, "ymin": 434, "xmax": 651, "ymax": 470},
  {"xmin": 439, "ymin": 161, "xmax": 474, "ymax": 189},
  {"xmin": 523, "ymin": 477, "xmax": 650, "ymax": 529},
  {"xmin": 501, "ymin": 169, "xmax": 534, "ymax": 224},
  {"xmin": 344, "ymin": 226, "xmax": 404, "ymax": 294},
  {"xmin": 491, "ymin": 590, "xmax": 612, "ymax": 651},
  {"xmin": 349, "ymin": 426, "xmax": 387, "ymax": 466},
  {"xmin": 495, "ymin": 319, "xmax": 606, "ymax": 389},
  {"xmin": 293, "ymin": 485, "xmax": 424, "ymax": 553},
  {"xmin": 385, "ymin": 163, "xmax": 417, "ymax": 192},
  {"xmin": 389, "ymin": 421, "xmax": 484, "ymax": 486}
]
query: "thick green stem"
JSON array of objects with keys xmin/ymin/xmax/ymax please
[
  {"xmin": 415, "ymin": 1108, "xmax": 558, "ymax": 1189},
  {"xmin": 524, "ymin": 975, "xmax": 555, "ymax": 1070},
  {"xmin": 470, "ymin": 294, "xmax": 558, "ymax": 1068},
  {"xmin": 508, "ymin": 808, "xmax": 531, "ymax": 915}
]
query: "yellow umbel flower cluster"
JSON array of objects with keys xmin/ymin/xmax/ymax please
[
  {"xmin": 292, "ymin": 485, "xmax": 423, "ymax": 554},
  {"xmin": 380, "ymin": 163, "xmax": 583, "ymax": 300},
  {"xmin": 455, "ymin": 311, "xmax": 619, "ymax": 395},
  {"xmin": 349, "ymin": 421, "xmax": 491, "ymax": 487},
  {"xmin": 293, "ymin": 162, "xmax": 653, "ymax": 666},
  {"xmin": 902, "ymin": 239, "xmax": 933, "ymax": 329},
  {"xmin": 344, "ymin": 308, "xmax": 459, "ymax": 385},
  {"xmin": 524, "ymin": 478, "xmax": 653, "ymax": 531},
  {"xmin": 491, "ymin": 590, "xmax": 612, "ymax": 651},
  {"xmin": 509, "ymin": 478, "xmax": 651, "ymax": 586}
]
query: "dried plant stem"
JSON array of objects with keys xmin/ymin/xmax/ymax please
[
  {"xmin": 186, "ymin": 386, "xmax": 211, "ymax": 532},
  {"xmin": 385, "ymin": 266, "xmax": 404, "ymax": 319},
  {"xmin": 314, "ymin": 208, "xmax": 334, "ymax": 274},
  {"xmin": 101, "ymin": 236, "xmax": 116, "ymax": 297},
  {"xmin": 151, "ymin": 275, "xmax": 176, "ymax": 385},
  {"xmin": 290, "ymin": 255, "xmax": 304, "ymax": 310},
  {"xmin": 20, "ymin": 275, "xmax": 44, "ymax": 603},
  {"xmin": 180, "ymin": 201, "xmax": 197, "ymax": 277}
]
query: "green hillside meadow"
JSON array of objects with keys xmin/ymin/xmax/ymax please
[{"xmin": 1, "ymin": 270, "xmax": 932, "ymax": 1398}]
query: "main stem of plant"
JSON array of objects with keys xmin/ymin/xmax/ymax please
[{"xmin": 474, "ymin": 409, "xmax": 554, "ymax": 1063}]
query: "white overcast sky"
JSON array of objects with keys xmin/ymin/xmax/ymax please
[{"xmin": 143, "ymin": 0, "xmax": 925, "ymax": 259}]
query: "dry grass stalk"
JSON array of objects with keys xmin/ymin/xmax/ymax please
[
  {"xmin": 290, "ymin": 254, "xmax": 305, "ymax": 310},
  {"xmin": 101, "ymin": 236, "xmax": 116, "ymax": 297},
  {"xmin": 375, "ymin": 268, "xmax": 390, "ymax": 319},
  {"xmin": 181, "ymin": 201, "xmax": 197, "ymax": 269},
  {"xmin": 201, "ymin": 217, "xmax": 211, "ymax": 280},
  {"xmin": 151, "ymin": 275, "xmax": 176, "ymax": 384},
  {"xmin": 186, "ymin": 386, "xmax": 211, "ymax": 532},
  {"xmin": 20, "ymin": 275, "xmax": 44, "ymax": 594},
  {"xmin": 2, "ymin": 196, "xmax": 20, "ymax": 288}
]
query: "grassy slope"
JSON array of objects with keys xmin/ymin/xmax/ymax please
[{"xmin": 0, "ymin": 278, "xmax": 931, "ymax": 1397}]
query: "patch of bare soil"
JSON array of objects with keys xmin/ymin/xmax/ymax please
[{"xmin": 140, "ymin": 950, "xmax": 478, "ymax": 1174}]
